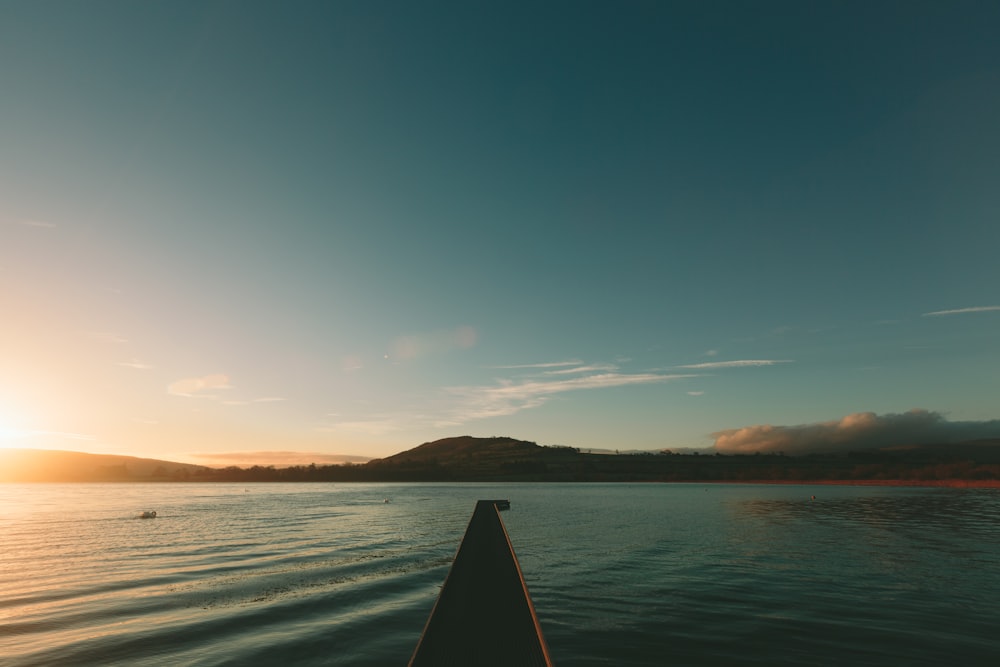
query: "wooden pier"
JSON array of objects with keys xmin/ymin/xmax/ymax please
[{"xmin": 409, "ymin": 500, "xmax": 553, "ymax": 666}]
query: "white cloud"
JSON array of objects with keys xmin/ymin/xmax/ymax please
[
  {"xmin": 325, "ymin": 365, "xmax": 698, "ymax": 434},
  {"xmin": 712, "ymin": 409, "xmax": 1000, "ymax": 454},
  {"xmin": 704, "ymin": 349, "xmax": 719, "ymax": 357},
  {"xmin": 168, "ymin": 374, "xmax": 232, "ymax": 397},
  {"xmin": 922, "ymin": 306, "xmax": 1000, "ymax": 316},
  {"xmin": 444, "ymin": 372, "xmax": 698, "ymax": 422},
  {"xmin": 678, "ymin": 359, "xmax": 794, "ymax": 369},
  {"xmin": 687, "ymin": 391, "xmax": 705, "ymax": 396}
]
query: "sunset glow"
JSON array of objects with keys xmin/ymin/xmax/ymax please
[{"xmin": 2, "ymin": 2, "xmax": 999, "ymax": 465}]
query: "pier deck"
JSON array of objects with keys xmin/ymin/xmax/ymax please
[{"xmin": 409, "ymin": 499, "xmax": 552, "ymax": 666}]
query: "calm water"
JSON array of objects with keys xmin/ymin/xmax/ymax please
[{"xmin": 1, "ymin": 483, "xmax": 998, "ymax": 666}]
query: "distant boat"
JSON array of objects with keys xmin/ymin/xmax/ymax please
[{"xmin": 139, "ymin": 511, "xmax": 157, "ymax": 519}]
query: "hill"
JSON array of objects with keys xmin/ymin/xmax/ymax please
[
  {"xmin": 0, "ymin": 449, "xmax": 211, "ymax": 482},
  {"xmin": 4, "ymin": 438, "xmax": 1000, "ymax": 484},
  {"xmin": 365, "ymin": 436, "xmax": 580, "ymax": 480},
  {"xmin": 374, "ymin": 436, "xmax": 549, "ymax": 465}
]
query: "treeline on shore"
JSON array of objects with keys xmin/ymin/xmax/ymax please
[
  {"xmin": 7, "ymin": 437, "xmax": 1000, "ymax": 484},
  {"xmin": 143, "ymin": 448, "xmax": 1000, "ymax": 484}
]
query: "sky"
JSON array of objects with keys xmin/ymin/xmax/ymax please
[{"xmin": 2, "ymin": 1, "xmax": 999, "ymax": 464}]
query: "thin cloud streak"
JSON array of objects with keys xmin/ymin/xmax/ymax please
[
  {"xmin": 922, "ymin": 306, "xmax": 1000, "ymax": 316},
  {"xmin": 15, "ymin": 219, "xmax": 56, "ymax": 228},
  {"xmin": 87, "ymin": 331, "xmax": 128, "ymax": 344},
  {"xmin": 117, "ymin": 359, "xmax": 153, "ymax": 370},
  {"xmin": 168, "ymin": 374, "xmax": 232, "ymax": 397},
  {"xmin": 678, "ymin": 359, "xmax": 793, "ymax": 369},
  {"xmin": 326, "ymin": 369, "xmax": 698, "ymax": 434},
  {"xmin": 487, "ymin": 360, "xmax": 582, "ymax": 369},
  {"xmin": 445, "ymin": 372, "xmax": 698, "ymax": 422},
  {"xmin": 1, "ymin": 429, "xmax": 95, "ymax": 441},
  {"xmin": 542, "ymin": 364, "xmax": 618, "ymax": 376}
]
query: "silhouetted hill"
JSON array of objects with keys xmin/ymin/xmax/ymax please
[
  {"xmin": 374, "ymin": 436, "xmax": 546, "ymax": 464},
  {"xmin": 358, "ymin": 436, "xmax": 1000, "ymax": 483},
  {"xmin": 0, "ymin": 449, "xmax": 211, "ymax": 482},
  {"xmin": 4, "ymin": 438, "xmax": 1000, "ymax": 484}
]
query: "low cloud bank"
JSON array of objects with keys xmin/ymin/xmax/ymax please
[{"xmin": 712, "ymin": 409, "xmax": 1000, "ymax": 455}]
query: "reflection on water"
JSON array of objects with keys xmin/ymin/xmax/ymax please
[{"xmin": 2, "ymin": 483, "xmax": 999, "ymax": 666}]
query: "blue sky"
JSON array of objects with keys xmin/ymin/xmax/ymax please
[{"xmin": 2, "ymin": 1, "xmax": 999, "ymax": 463}]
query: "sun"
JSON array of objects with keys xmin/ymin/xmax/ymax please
[{"xmin": 0, "ymin": 411, "xmax": 31, "ymax": 444}]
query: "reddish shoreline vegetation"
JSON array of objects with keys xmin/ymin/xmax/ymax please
[
  {"xmin": 3, "ymin": 436, "xmax": 1000, "ymax": 486},
  {"xmin": 702, "ymin": 479, "xmax": 1000, "ymax": 489}
]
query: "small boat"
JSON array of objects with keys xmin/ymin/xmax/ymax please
[
  {"xmin": 139, "ymin": 511, "xmax": 157, "ymax": 519},
  {"xmin": 495, "ymin": 499, "xmax": 510, "ymax": 511}
]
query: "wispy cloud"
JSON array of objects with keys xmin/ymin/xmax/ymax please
[
  {"xmin": 712, "ymin": 409, "xmax": 1000, "ymax": 454},
  {"xmin": 387, "ymin": 325, "xmax": 477, "ymax": 361},
  {"xmin": 677, "ymin": 359, "xmax": 794, "ymax": 369},
  {"xmin": 117, "ymin": 358, "xmax": 152, "ymax": 370},
  {"xmin": 87, "ymin": 331, "xmax": 129, "ymax": 344},
  {"xmin": 0, "ymin": 429, "xmax": 95, "ymax": 441},
  {"xmin": 442, "ymin": 372, "xmax": 697, "ymax": 423},
  {"xmin": 168, "ymin": 374, "xmax": 232, "ymax": 397},
  {"xmin": 223, "ymin": 396, "xmax": 285, "ymax": 407},
  {"xmin": 704, "ymin": 349, "xmax": 719, "ymax": 357},
  {"xmin": 15, "ymin": 219, "xmax": 56, "ymax": 228},
  {"xmin": 487, "ymin": 360, "xmax": 582, "ymax": 370},
  {"xmin": 687, "ymin": 391, "xmax": 705, "ymax": 396},
  {"xmin": 922, "ymin": 305, "xmax": 1000, "ymax": 317},
  {"xmin": 325, "ymin": 365, "xmax": 698, "ymax": 434},
  {"xmin": 542, "ymin": 363, "xmax": 618, "ymax": 375}
]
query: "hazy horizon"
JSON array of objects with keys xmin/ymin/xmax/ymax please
[{"xmin": 3, "ymin": 2, "xmax": 999, "ymax": 464}]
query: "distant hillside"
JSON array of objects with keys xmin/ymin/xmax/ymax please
[
  {"xmin": 5, "ymin": 438, "xmax": 1000, "ymax": 485},
  {"xmin": 0, "ymin": 449, "xmax": 211, "ymax": 482},
  {"xmin": 358, "ymin": 436, "xmax": 1000, "ymax": 484},
  {"xmin": 374, "ymin": 436, "xmax": 550, "ymax": 464},
  {"xmin": 365, "ymin": 435, "xmax": 580, "ymax": 480}
]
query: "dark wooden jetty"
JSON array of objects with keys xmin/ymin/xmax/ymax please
[{"xmin": 409, "ymin": 499, "xmax": 552, "ymax": 666}]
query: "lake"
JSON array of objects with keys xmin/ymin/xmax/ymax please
[{"xmin": 1, "ymin": 483, "xmax": 998, "ymax": 665}]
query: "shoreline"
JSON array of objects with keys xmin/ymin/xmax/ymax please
[{"xmin": 699, "ymin": 478, "xmax": 1000, "ymax": 489}]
